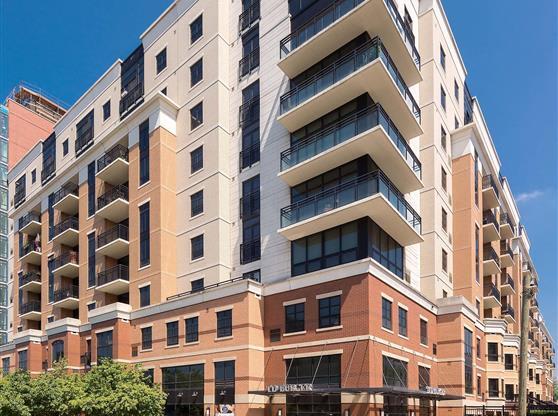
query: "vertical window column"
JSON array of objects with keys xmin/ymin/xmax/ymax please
[
  {"xmin": 88, "ymin": 233, "xmax": 96, "ymax": 287},
  {"xmin": 139, "ymin": 203, "xmax": 150, "ymax": 267},
  {"xmin": 139, "ymin": 119, "xmax": 150, "ymax": 185},
  {"xmin": 240, "ymin": 175, "xmax": 260, "ymax": 264},
  {"xmin": 88, "ymin": 162, "xmax": 96, "ymax": 216},
  {"xmin": 239, "ymin": 81, "xmax": 260, "ymax": 170}
]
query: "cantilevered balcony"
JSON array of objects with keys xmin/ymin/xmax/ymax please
[
  {"xmin": 483, "ymin": 244, "xmax": 501, "ymax": 276},
  {"xmin": 278, "ymin": 170, "xmax": 422, "ymax": 245},
  {"xmin": 482, "ymin": 210, "xmax": 500, "ymax": 242},
  {"xmin": 530, "ymin": 298, "xmax": 539, "ymax": 311},
  {"xmin": 500, "ymin": 213, "xmax": 514, "ymax": 239},
  {"xmin": 52, "ymin": 285, "xmax": 79, "ymax": 309},
  {"xmin": 278, "ymin": 0, "xmax": 421, "ymax": 85},
  {"xmin": 18, "ymin": 212, "xmax": 41, "ymax": 235},
  {"xmin": 278, "ymin": 37, "xmax": 422, "ymax": 139},
  {"xmin": 52, "ymin": 217, "xmax": 79, "ymax": 247},
  {"xmin": 483, "ymin": 282, "xmax": 501, "ymax": 309},
  {"xmin": 482, "ymin": 174, "xmax": 500, "ymax": 209},
  {"xmin": 500, "ymin": 240, "xmax": 514, "ymax": 268},
  {"xmin": 96, "ymin": 224, "xmax": 129, "ymax": 259},
  {"xmin": 20, "ymin": 242, "xmax": 42, "ymax": 266},
  {"xmin": 279, "ymin": 104, "xmax": 422, "ymax": 193},
  {"xmin": 502, "ymin": 305, "xmax": 516, "ymax": 323},
  {"xmin": 500, "ymin": 273, "xmax": 515, "ymax": 296},
  {"xmin": 52, "ymin": 183, "xmax": 79, "ymax": 215},
  {"xmin": 522, "ymin": 261, "xmax": 532, "ymax": 277},
  {"xmin": 52, "ymin": 251, "xmax": 79, "ymax": 278},
  {"xmin": 96, "ymin": 185, "xmax": 129, "ymax": 223},
  {"xmin": 96, "ymin": 265, "xmax": 129, "ymax": 296},
  {"xmin": 96, "ymin": 144, "xmax": 129, "ymax": 185},
  {"xmin": 19, "ymin": 301, "xmax": 41, "ymax": 320},
  {"xmin": 19, "ymin": 272, "xmax": 41, "ymax": 293}
]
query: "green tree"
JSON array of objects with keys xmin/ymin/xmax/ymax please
[{"xmin": 0, "ymin": 371, "xmax": 32, "ymax": 416}]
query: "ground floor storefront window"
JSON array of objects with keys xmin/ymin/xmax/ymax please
[{"xmin": 162, "ymin": 364, "xmax": 204, "ymax": 416}]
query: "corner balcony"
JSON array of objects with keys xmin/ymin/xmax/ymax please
[
  {"xmin": 279, "ymin": 104, "xmax": 422, "ymax": 193},
  {"xmin": 96, "ymin": 265, "xmax": 129, "ymax": 296},
  {"xmin": 278, "ymin": 170, "xmax": 422, "ymax": 246},
  {"xmin": 52, "ymin": 217, "xmax": 79, "ymax": 247},
  {"xmin": 52, "ymin": 285, "xmax": 79, "ymax": 309},
  {"xmin": 500, "ymin": 273, "xmax": 515, "ymax": 296},
  {"xmin": 52, "ymin": 251, "xmax": 79, "ymax": 278},
  {"xmin": 96, "ymin": 224, "xmax": 129, "ymax": 259},
  {"xmin": 19, "ymin": 272, "xmax": 41, "ymax": 293},
  {"xmin": 502, "ymin": 305, "xmax": 515, "ymax": 323},
  {"xmin": 483, "ymin": 245, "xmax": 501, "ymax": 276},
  {"xmin": 500, "ymin": 241, "xmax": 514, "ymax": 268},
  {"xmin": 482, "ymin": 210, "xmax": 500, "ymax": 242},
  {"xmin": 19, "ymin": 301, "xmax": 41, "ymax": 320},
  {"xmin": 278, "ymin": 37, "xmax": 422, "ymax": 139},
  {"xmin": 482, "ymin": 175, "xmax": 500, "ymax": 209},
  {"xmin": 96, "ymin": 144, "xmax": 129, "ymax": 185},
  {"xmin": 18, "ymin": 212, "xmax": 41, "ymax": 235},
  {"xmin": 483, "ymin": 282, "xmax": 501, "ymax": 309},
  {"xmin": 20, "ymin": 242, "xmax": 42, "ymax": 266},
  {"xmin": 52, "ymin": 183, "xmax": 79, "ymax": 215},
  {"xmin": 278, "ymin": 0, "xmax": 421, "ymax": 85},
  {"xmin": 500, "ymin": 213, "xmax": 515, "ymax": 239},
  {"xmin": 96, "ymin": 184, "xmax": 129, "ymax": 223}
]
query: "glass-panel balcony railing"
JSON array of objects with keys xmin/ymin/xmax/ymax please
[
  {"xmin": 279, "ymin": 37, "xmax": 420, "ymax": 121},
  {"xmin": 280, "ymin": 170, "xmax": 421, "ymax": 231},
  {"xmin": 280, "ymin": 104, "xmax": 420, "ymax": 176}
]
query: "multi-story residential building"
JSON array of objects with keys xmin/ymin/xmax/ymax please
[{"xmin": 0, "ymin": 0, "xmax": 554, "ymax": 415}]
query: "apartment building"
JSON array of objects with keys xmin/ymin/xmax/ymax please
[{"xmin": 0, "ymin": 0, "xmax": 554, "ymax": 415}]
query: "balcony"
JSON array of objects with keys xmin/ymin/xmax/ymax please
[
  {"xmin": 239, "ymin": 142, "xmax": 260, "ymax": 171},
  {"xmin": 278, "ymin": 170, "xmax": 422, "ymax": 245},
  {"xmin": 96, "ymin": 144, "xmax": 129, "ymax": 185},
  {"xmin": 502, "ymin": 305, "xmax": 515, "ymax": 323},
  {"xmin": 483, "ymin": 282, "xmax": 501, "ymax": 309},
  {"xmin": 482, "ymin": 175, "xmax": 500, "ymax": 209},
  {"xmin": 278, "ymin": 37, "xmax": 422, "ymax": 139},
  {"xmin": 19, "ymin": 272, "xmax": 41, "ymax": 293},
  {"xmin": 96, "ymin": 184, "xmax": 129, "ymax": 223},
  {"xmin": 482, "ymin": 210, "xmax": 500, "ymax": 242},
  {"xmin": 20, "ymin": 242, "xmax": 42, "ymax": 266},
  {"xmin": 238, "ymin": 0, "xmax": 260, "ymax": 34},
  {"xmin": 483, "ymin": 245, "xmax": 501, "ymax": 276},
  {"xmin": 530, "ymin": 298, "xmax": 539, "ymax": 311},
  {"xmin": 18, "ymin": 212, "xmax": 41, "ymax": 235},
  {"xmin": 240, "ymin": 191, "xmax": 260, "ymax": 220},
  {"xmin": 500, "ymin": 274, "xmax": 515, "ymax": 296},
  {"xmin": 52, "ymin": 251, "xmax": 79, "ymax": 278},
  {"xmin": 96, "ymin": 265, "xmax": 129, "ymax": 296},
  {"xmin": 96, "ymin": 224, "xmax": 129, "ymax": 259},
  {"xmin": 500, "ymin": 241, "xmax": 514, "ymax": 268},
  {"xmin": 239, "ymin": 47, "xmax": 260, "ymax": 79},
  {"xmin": 240, "ymin": 239, "xmax": 261, "ymax": 265},
  {"xmin": 279, "ymin": 104, "xmax": 421, "ymax": 193},
  {"xmin": 52, "ymin": 285, "xmax": 79, "ymax": 309},
  {"xmin": 19, "ymin": 301, "xmax": 41, "ymax": 320},
  {"xmin": 120, "ymin": 82, "xmax": 144, "ymax": 119},
  {"xmin": 522, "ymin": 261, "xmax": 532, "ymax": 277},
  {"xmin": 278, "ymin": 0, "xmax": 421, "ymax": 85},
  {"xmin": 52, "ymin": 184, "xmax": 79, "ymax": 215},
  {"xmin": 500, "ymin": 213, "xmax": 515, "ymax": 239},
  {"xmin": 52, "ymin": 217, "xmax": 79, "ymax": 247}
]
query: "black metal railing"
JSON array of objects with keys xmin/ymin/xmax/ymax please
[
  {"xmin": 280, "ymin": 169, "xmax": 421, "ymax": 232},
  {"xmin": 240, "ymin": 191, "xmax": 260, "ymax": 219},
  {"xmin": 484, "ymin": 282, "xmax": 501, "ymax": 303},
  {"xmin": 239, "ymin": 142, "xmax": 260, "ymax": 170},
  {"xmin": 119, "ymin": 82, "xmax": 144, "ymax": 117},
  {"xmin": 52, "ymin": 251, "xmax": 79, "ymax": 271},
  {"xmin": 97, "ymin": 224, "xmax": 129, "ymax": 248},
  {"xmin": 500, "ymin": 241, "xmax": 513, "ymax": 259},
  {"xmin": 483, "ymin": 245, "xmax": 501, "ymax": 267},
  {"xmin": 97, "ymin": 184, "xmax": 129, "ymax": 210},
  {"xmin": 502, "ymin": 305, "xmax": 515, "ymax": 320},
  {"xmin": 239, "ymin": 47, "xmax": 260, "ymax": 79},
  {"xmin": 501, "ymin": 274, "xmax": 514, "ymax": 291},
  {"xmin": 167, "ymin": 275, "xmax": 261, "ymax": 301},
  {"xmin": 19, "ymin": 272, "xmax": 41, "ymax": 288},
  {"xmin": 18, "ymin": 212, "xmax": 41, "ymax": 231},
  {"xmin": 279, "ymin": 0, "xmax": 420, "ymax": 67},
  {"xmin": 482, "ymin": 174, "xmax": 500, "ymax": 198},
  {"xmin": 97, "ymin": 264, "xmax": 129, "ymax": 287},
  {"xmin": 21, "ymin": 241, "xmax": 41, "ymax": 256},
  {"xmin": 238, "ymin": 0, "xmax": 260, "ymax": 33},
  {"xmin": 52, "ymin": 183, "xmax": 78, "ymax": 206},
  {"xmin": 280, "ymin": 103, "xmax": 421, "ymax": 176},
  {"xmin": 41, "ymin": 157, "xmax": 56, "ymax": 185},
  {"xmin": 14, "ymin": 188, "xmax": 26, "ymax": 209},
  {"xmin": 53, "ymin": 285, "xmax": 79, "ymax": 303},
  {"xmin": 279, "ymin": 37, "xmax": 420, "ymax": 121},
  {"xmin": 97, "ymin": 144, "xmax": 129, "ymax": 172},
  {"xmin": 531, "ymin": 298, "xmax": 539, "ymax": 308},
  {"xmin": 75, "ymin": 127, "xmax": 94, "ymax": 156},
  {"xmin": 240, "ymin": 239, "xmax": 261, "ymax": 264},
  {"xmin": 53, "ymin": 216, "xmax": 79, "ymax": 238},
  {"xmin": 239, "ymin": 95, "xmax": 259, "ymax": 127},
  {"xmin": 500, "ymin": 212, "xmax": 514, "ymax": 229},
  {"xmin": 19, "ymin": 300, "xmax": 41, "ymax": 315},
  {"xmin": 483, "ymin": 210, "xmax": 499, "ymax": 231}
]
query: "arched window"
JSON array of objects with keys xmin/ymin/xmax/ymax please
[{"xmin": 52, "ymin": 340, "xmax": 64, "ymax": 363}]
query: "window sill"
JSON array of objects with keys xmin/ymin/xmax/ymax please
[
  {"xmin": 189, "ymin": 36, "xmax": 204, "ymax": 49},
  {"xmin": 214, "ymin": 336, "xmax": 233, "ymax": 342},
  {"xmin": 398, "ymin": 334, "xmax": 409, "ymax": 341},
  {"xmin": 283, "ymin": 331, "xmax": 306, "ymax": 337},
  {"xmin": 190, "ymin": 257, "xmax": 205, "ymax": 264},
  {"xmin": 184, "ymin": 341, "xmax": 200, "ymax": 346},
  {"xmin": 189, "ymin": 79, "xmax": 204, "ymax": 92},
  {"xmin": 138, "ymin": 264, "xmax": 151, "ymax": 272},
  {"xmin": 190, "ymin": 123, "xmax": 204, "ymax": 135},
  {"xmin": 140, "ymin": 348, "xmax": 153, "ymax": 353},
  {"xmin": 381, "ymin": 327, "xmax": 394, "ymax": 335},
  {"xmin": 420, "ymin": 343, "xmax": 429, "ymax": 348},
  {"xmin": 138, "ymin": 180, "xmax": 151, "ymax": 190},
  {"xmin": 189, "ymin": 168, "xmax": 204, "ymax": 178},
  {"xmin": 165, "ymin": 344, "xmax": 180, "ymax": 350},
  {"xmin": 316, "ymin": 325, "xmax": 342, "ymax": 333},
  {"xmin": 190, "ymin": 212, "xmax": 204, "ymax": 220}
]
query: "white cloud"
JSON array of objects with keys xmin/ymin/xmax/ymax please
[{"xmin": 516, "ymin": 190, "xmax": 545, "ymax": 203}]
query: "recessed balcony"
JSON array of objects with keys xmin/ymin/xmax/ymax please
[
  {"xmin": 52, "ymin": 183, "xmax": 79, "ymax": 215},
  {"xmin": 500, "ymin": 213, "xmax": 515, "ymax": 240},
  {"xmin": 96, "ymin": 224, "xmax": 129, "ymax": 259},
  {"xmin": 482, "ymin": 174, "xmax": 500, "ymax": 209},
  {"xmin": 502, "ymin": 305, "xmax": 516, "ymax": 323},
  {"xmin": 278, "ymin": 37, "xmax": 422, "ymax": 139},
  {"xmin": 19, "ymin": 301, "xmax": 41, "ymax": 320},
  {"xmin": 19, "ymin": 272, "xmax": 41, "ymax": 293},
  {"xmin": 483, "ymin": 210, "xmax": 500, "ymax": 242},
  {"xmin": 96, "ymin": 184, "xmax": 129, "ymax": 223},
  {"xmin": 500, "ymin": 241, "xmax": 514, "ymax": 268},
  {"xmin": 96, "ymin": 265, "xmax": 129, "ymax": 296},
  {"xmin": 52, "ymin": 251, "xmax": 79, "ymax": 278},
  {"xmin": 500, "ymin": 274, "xmax": 515, "ymax": 296},
  {"xmin": 278, "ymin": 0, "xmax": 421, "ymax": 85},
  {"xmin": 483, "ymin": 282, "xmax": 501, "ymax": 309},
  {"xmin": 96, "ymin": 144, "xmax": 129, "ymax": 185},
  {"xmin": 18, "ymin": 212, "xmax": 41, "ymax": 235},
  {"xmin": 278, "ymin": 170, "xmax": 422, "ymax": 246},
  {"xmin": 19, "ymin": 242, "xmax": 42, "ymax": 266},
  {"xmin": 52, "ymin": 217, "xmax": 79, "ymax": 247},
  {"xmin": 279, "ymin": 104, "xmax": 422, "ymax": 193},
  {"xmin": 483, "ymin": 245, "xmax": 501, "ymax": 276},
  {"xmin": 52, "ymin": 285, "xmax": 79, "ymax": 309}
]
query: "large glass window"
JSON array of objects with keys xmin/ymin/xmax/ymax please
[
  {"xmin": 139, "ymin": 285, "xmax": 150, "ymax": 307},
  {"xmin": 217, "ymin": 310, "xmax": 232, "ymax": 338},
  {"xmin": 398, "ymin": 307, "xmax": 407, "ymax": 337},
  {"xmin": 285, "ymin": 302, "xmax": 305, "ymax": 333},
  {"xmin": 215, "ymin": 361, "xmax": 235, "ymax": 407},
  {"xmin": 383, "ymin": 356, "xmax": 407, "ymax": 387},
  {"xmin": 464, "ymin": 328, "xmax": 473, "ymax": 394},
  {"xmin": 88, "ymin": 232, "xmax": 96, "ymax": 287},
  {"xmin": 487, "ymin": 342, "xmax": 499, "ymax": 361},
  {"xmin": 139, "ymin": 119, "xmax": 150, "ymax": 185},
  {"xmin": 162, "ymin": 364, "xmax": 204, "ymax": 415},
  {"xmin": 88, "ymin": 162, "xmax": 95, "ymax": 216},
  {"xmin": 97, "ymin": 331, "xmax": 113, "ymax": 360},
  {"xmin": 505, "ymin": 354, "xmax": 514, "ymax": 370},
  {"xmin": 18, "ymin": 350, "xmax": 28, "ymax": 371},
  {"xmin": 139, "ymin": 203, "xmax": 150, "ymax": 267},
  {"xmin": 141, "ymin": 327, "xmax": 152, "ymax": 350},
  {"xmin": 382, "ymin": 298, "xmax": 392, "ymax": 331},
  {"xmin": 420, "ymin": 319, "xmax": 428, "ymax": 345},
  {"xmin": 488, "ymin": 378, "xmax": 499, "ymax": 398},
  {"xmin": 318, "ymin": 295, "xmax": 340, "ymax": 329},
  {"xmin": 418, "ymin": 366, "xmax": 430, "ymax": 389},
  {"xmin": 76, "ymin": 110, "xmax": 94, "ymax": 155},
  {"xmin": 190, "ymin": 190, "xmax": 203, "ymax": 217},
  {"xmin": 166, "ymin": 321, "xmax": 179, "ymax": 346},
  {"xmin": 185, "ymin": 316, "xmax": 199, "ymax": 343},
  {"xmin": 52, "ymin": 340, "xmax": 64, "ymax": 363},
  {"xmin": 191, "ymin": 234, "xmax": 204, "ymax": 260},
  {"xmin": 190, "ymin": 15, "xmax": 203, "ymax": 44}
]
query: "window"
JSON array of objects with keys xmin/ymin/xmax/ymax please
[
  {"xmin": 76, "ymin": 110, "xmax": 94, "ymax": 155},
  {"xmin": 191, "ymin": 278, "xmax": 204, "ymax": 293},
  {"xmin": 215, "ymin": 361, "xmax": 235, "ymax": 405},
  {"xmin": 87, "ymin": 302, "xmax": 96, "ymax": 311},
  {"xmin": 141, "ymin": 327, "xmax": 152, "ymax": 350},
  {"xmin": 139, "ymin": 203, "xmax": 150, "ymax": 267},
  {"xmin": 441, "ymin": 126, "xmax": 447, "ymax": 152},
  {"xmin": 505, "ymin": 354, "xmax": 514, "ymax": 370},
  {"xmin": 318, "ymin": 295, "xmax": 340, "ymax": 329},
  {"xmin": 162, "ymin": 364, "xmax": 204, "ymax": 415},
  {"xmin": 454, "ymin": 80, "xmax": 459, "ymax": 101},
  {"xmin": 398, "ymin": 307, "xmax": 407, "ymax": 337},
  {"xmin": 464, "ymin": 328, "xmax": 473, "ymax": 394},
  {"xmin": 239, "ymin": 26, "xmax": 259, "ymax": 78},
  {"xmin": 191, "ymin": 234, "xmax": 204, "ymax": 260},
  {"xmin": 190, "ymin": 190, "xmax": 203, "ymax": 217},
  {"xmin": 240, "ymin": 81, "xmax": 260, "ymax": 169},
  {"xmin": 475, "ymin": 225, "xmax": 480, "ymax": 283},
  {"xmin": 161, "ymin": 87, "xmax": 167, "ymax": 95},
  {"xmin": 139, "ymin": 119, "xmax": 150, "ymax": 185},
  {"xmin": 190, "ymin": 15, "xmax": 203, "ymax": 44},
  {"xmin": 190, "ymin": 102, "xmax": 203, "ymax": 130},
  {"xmin": 2, "ymin": 357, "xmax": 9, "ymax": 375},
  {"xmin": 190, "ymin": 146, "xmax": 203, "ymax": 173},
  {"xmin": 455, "ymin": 116, "xmax": 460, "ymax": 129},
  {"xmin": 418, "ymin": 366, "xmax": 430, "ymax": 390},
  {"xmin": 185, "ymin": 316, "xmax": 199, "ymax": 343},
  {"xmin": 31, "ymin": 169, "xmax": 36, "ymax": 184},
  {"xmin": 440, "ymin": 45, "xmax": 446, "ymax": 70},
  {"xmin": 217, "ymin": 309, "xmax": 232, "ymax": 338},
  {"xmin": 383, "ymin": 356, "xmax": 407, "ymax": 387},
  {"xmin": 505, "ymin": 384, "xmax": 514, "ymax": 401},
  {"xmin": 285, "ymin": 302, "xmax": 304, "ymax": 333},
  {"xmin": 476, "ymin": 336, "xmax": 481, "ymax": 359},
  {"xmin": 103, "ymin": 100, "xmax": 111, "ymax": 121},
  {"xmin": 87, "ymin": 162, "xmax": 95, "ymax": 216},
  {"xmin": 52, "ymin": 340, "xmax": 64, "ymax": 362},
  {"xmin": 190, "ymin": 58, "xmax": 203, "ymax": 87},
  {"xmin": 487, "ymin": 342, "xmax": 499, "ymax": 361},
  {"xmin": 381, "ymin": 298, "xmax": 392, "ymax": 331},
  {"xmin": 441, "ymin": 86, "xmax": 446, "ymax": 111},
  {"xmin": 166, "ymin": 321, "xmax": 179, "ymax": 346},
  {"xmin": 420, "ymin": 319, "xmax": 428, "ymax": 345},
  {"xmin": 442, "ymin": 290, "xmax": 447, "ymax": 298},
  {"xmin": 442, "ymin": 249, "xmax": 448, "ymax": 273},
  {"xmin": 88, "ymin": 232, "xmax": 96, "ymax": 287},
  {"xmin": 488, "ymin": 378, "xmax": 499, "ymax": 398},
  {"xmin": 529, "ymin": 369, "xmax": 533, "ymax": 381},
  {"xmin": 474, "ymin": 150, "xmax": 479, "ymax": 206},
  {"xmin": 156, "ymin": 48, "xmax": 167, "ymax": 74},
  {"xmin": 139, "ymin": 285, "xmax": 150, "ymax": 307},
  {"xmin": 442, "ymin": 208, "xmax": 447, "ymax": 232},
  {"xmin": 97, "ymin": 330, "xmax": 113, "ymax": 360},
  {"xmin": 18, "ymin": 350, "xmax": 27, "ymax": 371},
  {"xmin": 441, "ymin": 167, "xmax": 447, "ymax": 191},
  {"xmin": 62, "ymin": 139, "xmax": 68, "ymax": 156},
  {"xmin": 477, "ymin": 376, "xmax": 482, "ymax": 396},
  {"xmin": 536, "ymin": 373, "xmax": 540, "ymax": 384}
]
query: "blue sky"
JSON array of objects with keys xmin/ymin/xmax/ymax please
[{"xmin": 0, "ymin": 2, "xmax": 556, "ymax": 339}]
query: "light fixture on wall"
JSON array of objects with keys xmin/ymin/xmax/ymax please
[
  {"xmin": 205, "ymin": 407, "xmax": 210, "ymax": 416},
  {"xmin": 277, "ymin": 409, "xmax": 282, "ymax": 416}
]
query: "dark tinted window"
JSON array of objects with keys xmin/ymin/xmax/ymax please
[{"xmin": 190, "ymin": 15, "xmax": 203, "ymax": 44}]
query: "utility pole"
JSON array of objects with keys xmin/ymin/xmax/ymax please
[{"xmin": 519, "ymin": 268, "xmax": 536, "ymax": 416}]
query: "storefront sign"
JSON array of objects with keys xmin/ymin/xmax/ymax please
[
  {"xmin": 424, "ymin": 386, "xmax": 446, "ymax": 395},
  {"xmin": 266, "ymin": 384, "xmax": 314, "ymax": 393}
]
